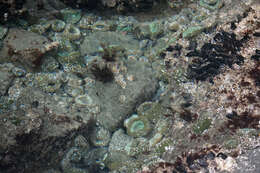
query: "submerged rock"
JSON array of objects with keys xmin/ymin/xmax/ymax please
[
  {"xmin": 87, "ymin": 59, "xmax": 158, "ymax": 131},
  {"xmin": 0, "ymin": 28, "xmax": 58, "ymax": 70}
]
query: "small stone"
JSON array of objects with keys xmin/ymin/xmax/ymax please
[{"xmin": 168, "ymin": 21, "xmax": 180, "ymax": 31}]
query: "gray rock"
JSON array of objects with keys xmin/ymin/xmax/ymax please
[
  {"xmin": 86, "ymin": 59, "xmax": 158, "ymax": 131},
  {"xmin": 234, "ymin": 147, "xmax": 260, "ymax": 173},
  {"xmin": 0, "ymin": 28, "xmax": 57, "ymax": 70}
]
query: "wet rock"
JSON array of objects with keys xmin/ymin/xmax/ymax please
[
  {"xmin": 41, "ymin": 56, "xmax": 60, "ymax": 72},
  {"xmin": 89, "ymin": 59, "xmax": 158, "ymax": 131},
  {"xmin": 0, "ymin": 28, "xmax": 58, "ymax": 70},
  {"xmin": 61, "ymin": 147, "xmax": 84, "ymax": 171},
  {"xmin": 25, "ymin": 72, "xmax": 64, "ymax": 93},
  {"xmin": 137, "ymin": 102, "xmax": 164, "ymax": 123}
]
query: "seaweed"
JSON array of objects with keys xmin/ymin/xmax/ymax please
[
  {"xmin": 186, "ymin": 31, "xmax": 247, "ymax": 81},
  {"xmin": 251, "ymin": 49, "xmax": 260, "ymax": 61},
  {"xmin": 160, "ymin": 43, "xmax": 183, "ymax": 58},
  {"xmin": 226, "ymin": 111, "xmax": 260, "ymax": 131}
]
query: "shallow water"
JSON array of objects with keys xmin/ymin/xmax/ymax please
[{"xmin": 0, "ymin": 0, "xmax": 259, "ymax": 173}]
